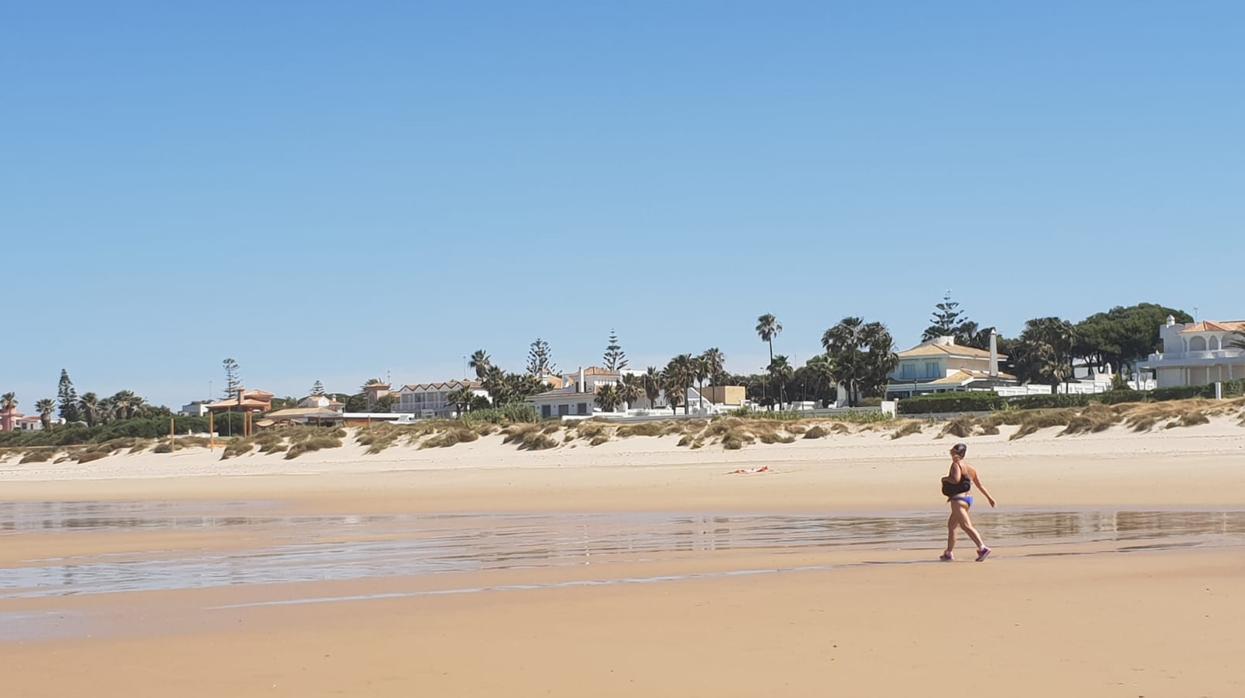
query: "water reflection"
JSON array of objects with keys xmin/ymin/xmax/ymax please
[{"xmin": 1, "ymin": 502, "xmax": 1244, "ymax": 600}]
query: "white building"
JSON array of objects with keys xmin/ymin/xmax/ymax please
[
  {"xmin": 1140, "ymin": 317, "xmax": 1245, "ymax": 388},
  {"xmin": 297, "ymin": 394, "xmax": 345, "ymax": 412},
  {"xmin": 393, "ymin": 380, "xmax": 488, "ymax": 418},
  {"xmin": 887, "ymin": 333, "xmax": 1018, "ymax": 398},
  {"xmin": 528, "ymin": 366, "xmax": 737, "ymax": 419},
  {"xmin": 179, "ymin": 401, "xmax": 211, "ymax": 417}
]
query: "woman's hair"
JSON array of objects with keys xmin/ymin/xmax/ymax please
[{"xmin": 951, "ymin": 443, "xmax": 967, "ymax": 457}]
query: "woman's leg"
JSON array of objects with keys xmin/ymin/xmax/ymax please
[
  {"xmin": 945, "ymin": 507, "xmax": 959, "ymax": 556},
  {"xmin": 956, "ymin": 501, "xmax": 985, "ymax": 550}
]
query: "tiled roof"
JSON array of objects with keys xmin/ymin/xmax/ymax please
[
  {"xmin": 568, "ymin": 367, "xmax": 620, "ymax": 377},
  {"xmin": 1180, "ymin": 321, "xmax": 1245, "ymax": 334},
  {"xmin": 897, "ymin": 343, "xmax": 1004, "ymax": 359}
]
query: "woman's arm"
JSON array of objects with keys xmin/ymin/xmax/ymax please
[{"xmin": 970, "ymin": 467, "xmax": 996, "ymax": 507}]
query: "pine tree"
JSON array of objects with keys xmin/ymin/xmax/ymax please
[
  {"xmin": 311, "ymin": 380, "xmax": 325, "ymax": 396},
  {"xmin": 57, "ymin": 369, "xmax": 80, "ymax": 423},
  {"xmin": 603, "ymin": 330, "xmax": 628, "ymax": 372},
  {"xmin": 222, "ymin": 358, "xmax": 241, "ymax": 398},
  {"xmin": 922, "ymin": 292, "xmax": 966, "ymax": 341},
  {"xmin": 526, "ymin": 338, "xmax": 557, "ymax": 376}
]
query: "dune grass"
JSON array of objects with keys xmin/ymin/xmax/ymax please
[
  {"xmin": 890, "ymin": 421, "xmax": 923, "ymax": 440},
  {"xmin": 25, "ymin": 397, "xmax": 1242, "ymax": 463}
]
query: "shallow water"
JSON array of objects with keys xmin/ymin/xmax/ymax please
[{"xmin": 2, "ymin": 501, "xmax": 1244, "ymax": 601}]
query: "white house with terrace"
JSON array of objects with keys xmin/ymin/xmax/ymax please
[
  {"xmin": 886, "ymin": 333, "xmax": 1018, "ymax": 398},
  {"xmin": 392, "ymin": 380, "xmax": 489, "ymax": 419},
  {"xmin": 1139, "ymin": 317, "xmax": 1245, "ymax": 388}
]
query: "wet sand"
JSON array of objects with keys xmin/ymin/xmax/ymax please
[{"xmin": 3, "ymin": 423, "xmax": 1245, "ymax": 696}]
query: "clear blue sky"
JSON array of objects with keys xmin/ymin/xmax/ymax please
[{"xmin": 3, "ymin": 2, "xmax": 1243, "ymax": 407}]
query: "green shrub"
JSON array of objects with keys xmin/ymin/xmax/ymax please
[
  {"xmin": 462, "ymin": 404, "xmax": 539, "ymax": 424},
  {"xmin": 1148, "ymin": 386, "xmax": 1210, "ymax": 402},
  {"xmin": 1007, "ymin": 394, "xmax": 1092, "ymax": 410},
  {"xmin": 898, "ymin": 392, "xmax": 1004, "ymax": 415}
]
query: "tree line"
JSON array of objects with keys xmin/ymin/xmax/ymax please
[{"xmin": 1, "ymin": 370, "xmax": 166, "ymax": 431}]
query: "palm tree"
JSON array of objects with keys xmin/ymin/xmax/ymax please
[
  {"xmin": 35, "ymin": 398, "xmax": 56, "ymax": 431},
  {"xmin": 767, "ymin": 355, "xmax": 793, "ymax": 409},
  {"xmin": 755, "ymin": 314, "xmax": 782, "ymax": 364},
  {"xmin": 109, "ymin": 390, "xmax": 139, "ymax": 420},
  {"xmin": 661, "ymin": 372, "xmax": 685, "ymax": 415},
  {"xmin": 97, "ymin": 397, "xmax": 115, "ymax": 423},
  {"xmin": 693, "ymin": 356, "xmax": 710, "ymax": 409},
  {"xmin": 665, "ymin": 354, "xmax": 696, "ymax": 415},
  {"xmin": 594, "ymin": 383, "xmax": 622, "ymax": 412},
  {"xmin": 804, "ymin": 355, "xmax": 836, "ymax": 407},
  {"xmin": 642, "ymin": 367, "xmax": 662, "ymax": 410},
  {"xmin": 78, "ymin": 392, "xmax": 100, "ymax": 427},
  {"xmin": 1, "ymin": 392, "xmax": 16, "ymax": 411},
  {"xmin": 1230, "ymin": 331, "xmax": 1245, "ymax": 351},
  {"xmin": 481, "ymin": 365, "xmax": 509, "ymax": 405},
  {"xmin": 700, "ymin": 348, "xmax": 726, "ymax": 385},
  {"xmin": 619, "ymin": 374, "xmax": 644, "ymax": 411},
  {"xmin": 1013, "ymin": 317, "xmax": 1077, "ymax": 390},
  {"xmin": 469, "ymin": 350, "xmax": 492, "ymax": 379},
  {"xmin": 446, "ymin": 387, "xmax": 475, "ymax": 417},
  {"xmin": 822, "ymin": 317, "xmax": 897, "ymax": 406}
]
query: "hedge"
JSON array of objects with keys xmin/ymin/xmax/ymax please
[
  {"xmin": 897, "ymin": 379, "xmax": 1245, "ymax": 415},
  {"xmin": 897, "ymin": 392, "xmax": 1005, "ymax": 415}
]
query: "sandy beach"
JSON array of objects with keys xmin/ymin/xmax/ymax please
[{"xmin": 3, "ymin": 419, "xmax": 1244, "ymax": 696}]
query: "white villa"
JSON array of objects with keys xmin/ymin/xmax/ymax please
[
  {"xmin": 528, "ymin": 366, "xmax": 744, "ymax": 419},
  {"xmin": 1140, "ymin": 317, "xmax": 1245, "ymax": 388},
  {"xmin": 887, "ymin": 333, "xmax": 1018, "ymax": 398},
  {"xmin": 392, "ymin": 380, "xmax": 489, "ymax": 418}
]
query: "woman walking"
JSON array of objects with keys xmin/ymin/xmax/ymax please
[{"xmin": 940, "ymin": 443, "xmax": 996, "ymax": 562}]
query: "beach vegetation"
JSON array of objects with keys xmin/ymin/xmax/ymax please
[
  {"xmin": 421, "ymin": 426, "xmax": 479, "ymax": 449},
  {"xmin": 890, "ymin": 421, "xmax": 923, "ymax": 439}
]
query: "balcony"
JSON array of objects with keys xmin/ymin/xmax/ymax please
[{"xmin": 1142, "ymin": 349, "xmax": 1245, "ymax": 366}]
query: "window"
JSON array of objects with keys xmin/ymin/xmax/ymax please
[
  {"xmin": 900, "ymin": 363, "xmax": 914, "ymax": 379},
  {"xmin": 558, "ymin": 404, "xmax": 570, "ymax": 416},
  {"xmin": 541, "ymin": 405, "xmax": 551, "ymax": 418},
  {"xmin": 577, "ymin": 403, "xmax": 588, "ymax": 415},
  {"xmin": 925, "ymin": 361, "xmax": 940, "ymax": 378}
]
